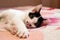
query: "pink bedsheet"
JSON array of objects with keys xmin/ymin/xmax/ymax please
[{"xmin": 0, "ymin": 7, "xmax": 60, "ymax": 40}]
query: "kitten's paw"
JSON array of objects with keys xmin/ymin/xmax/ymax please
[{"xmin": 17, "ymin": 29, "xmax": 29, "ymax": 38}]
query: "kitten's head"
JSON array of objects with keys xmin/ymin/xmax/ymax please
[{"xmin": 25, "ymin": 5, "xmax": 49, "ymax": 28}]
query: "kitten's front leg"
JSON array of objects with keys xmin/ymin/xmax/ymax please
[{"xmin": 12, "ymin": 17, "xmax": 29, "ymax": 38}]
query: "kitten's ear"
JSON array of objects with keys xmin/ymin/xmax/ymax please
[{"xmin": 32, "ymin": 4, "xmax": 42, "ymax": 12}]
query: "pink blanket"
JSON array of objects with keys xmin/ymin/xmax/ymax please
[{"xmin": 0, "ymin": 7, "xmax": 60, "ymax": 40}]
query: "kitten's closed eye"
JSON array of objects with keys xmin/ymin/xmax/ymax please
[
  {"xmin": 29, "ymin": 12, "xmax": 40, "ymax": 19},
  {"xmin": 29, "ymin": 13, "xmax": 34, "ymax": 19}
]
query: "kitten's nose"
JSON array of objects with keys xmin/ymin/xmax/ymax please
[
  {"xmin": 29, "ymin": 24, "xmax": 31, "ymax": 26},
  {"xmin": 27, "ymin": 21, "xmax": 32, "ymax": 26}
]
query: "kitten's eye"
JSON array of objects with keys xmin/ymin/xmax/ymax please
[
  {"xmin": 29, "ymin": 13, "xmax": 34, "ymax": 19},
  {"xmin": 29, "ymin": 15, "xmax": 34, "ymax": 19}
]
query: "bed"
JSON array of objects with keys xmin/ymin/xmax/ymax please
[{"xmin": 0, "ymin": 6, "xmax": 60, "ymax": 40}]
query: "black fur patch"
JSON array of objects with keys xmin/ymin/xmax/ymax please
[
  {"xmin": 29, "ymin": 12, "xmax": 45, "ymax": 28},
  {"xmin": 35, "ymin": 17, "xmax": 44, "ymax": 28},
  {"xmin": 29, "ymin": 8, "xmax": 45, "ymax": 28},
  {"xmin": 29, "ymin": 11, "xmax": 41, "ymax": 19}
]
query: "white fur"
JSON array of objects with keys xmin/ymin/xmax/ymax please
[{"xmin": 0, "ymin": 9, "xmax": 32, "ymax": 38}]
